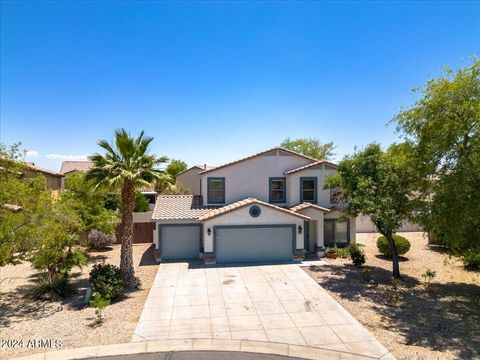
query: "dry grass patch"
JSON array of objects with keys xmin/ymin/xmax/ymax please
[
  {"xmin": 304, "ymin": 232, "xmax": 480, "ymax": 360},
  {"xmin": 0, "ymin": 243, "xmax": 158, "ymax": 359}
]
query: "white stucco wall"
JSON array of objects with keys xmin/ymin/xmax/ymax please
[
  {"xmin": 286, "ymin": 166, "xmax": 338, "ymax": 207},
  {"xmin": 202, "ymin": 203, "xmax": 307, "ymax": 253},
  {"xmin": 176, "ymin": 167, "xmax": 202, "ymax": 195},
  {"xmin": 200, "ymin": 150, "xmax": 311, "ymax": 206}
]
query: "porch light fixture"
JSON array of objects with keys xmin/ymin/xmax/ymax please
[
  {"xmin": 207, "ymin": 228, "xmax": 211, "ymax": 236},
  {"xmin": 298, "ymin": 225, "xmax": 302, "ymax": 234}
]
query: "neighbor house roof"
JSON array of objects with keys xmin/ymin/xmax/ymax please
[
  {"xmin": 198, "ymin": 197, "xmax": 311, "ymax": 221},
  {"xmin": 176, "ymin": 165, "xmax": 215, "ymax": 177},
  {"xmin": 151, "ymin": 195, "xmax": 219, "ymax": 220},
  {"xmin": 25, "ymin": 163, "xmax": 64, "ymax": 177},
  {"xmin": 60, "ymin": 161, "xmax": 93, "ymax": 174},
  {"xmin": 284, "ymin": 160, "xmax": 337, "ymax": 175},
  {"xmin": 290, "ymin": 202, "xmax": 331, "ymax": 213},
  {"xmin": 198, "ymin": 147, "xmax": 320, "ymax": 175}
]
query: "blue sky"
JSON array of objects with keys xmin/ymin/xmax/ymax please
[{"xmin": 1, "ymin": 1, "xmax": 479, "ymax": 171}]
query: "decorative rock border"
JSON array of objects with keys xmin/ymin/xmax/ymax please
[{"xmin": 12, "ymin": 339, "xmax": 395, "ymax": 360}]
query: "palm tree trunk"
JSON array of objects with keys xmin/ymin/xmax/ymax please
[
  {"xmin": 120, "ymin": 181, "xmax": 137, "ymax": 287},
  {"xmin": 386, "ymin": 231, "xmax": 401, "ymax": 278}
]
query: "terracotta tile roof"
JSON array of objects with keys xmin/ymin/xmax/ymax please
[
  {"xmin": 25, "ymin": 163, "xmax": 64, "ymax": 177},
  {"xmin": 284, "ymin": 160, "xmax": 338, "ymax": 175},
  {"xmin": 151, "ymin": 195, "xmax": 219, "ymax": 220},
  {"xmin": 198, "ymin": 147, "xmax": 319, "ymax": 175},
  {"xmin": 60, "ymin": 161, "xmax": 93, "ymax": 174},
  {"xmin": 198, "ymin": 197, "xmax": 311, "ymax": 221},
  {"xmin": 290, "ymin": 202, "xmax": 331, "ymax": 213}
]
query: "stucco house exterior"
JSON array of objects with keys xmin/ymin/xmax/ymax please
[
  {"xmin": 176, "ymin": 164, "xmax": 215, "ymax": 194},
  {"xmin": 23, "ymin": 163, "xmax": 64, "ymax": 191},
  {"xmin": 152, "ymin": 147, "xmax": 355, "ymax": 264}
]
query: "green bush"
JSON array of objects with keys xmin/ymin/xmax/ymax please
[
  {"xmin": 336, "ymin": 247, "xmax": 350, "ymax": 258},
  {"xmin": 89, "ymin": 264, "xmax": 124, "ymax": 301},
  {"xmin": 462, "ymin": 249, "xmax": 480, "ymax": 271},
  {"xmin": 348, "ymin": 244, "xmax": 366, "ymax": 266},
  {"xmin": 134, "ymin": 193, "xmax": 150, "ymax": 212},
  {"xmin": 377, "ymin": 235, "xmax": 411, "ymax": 257}
]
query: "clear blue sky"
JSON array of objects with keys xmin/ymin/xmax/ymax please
[{"xmin": 1, "ymin": 1, "xmax": 479, "ymax": 171}]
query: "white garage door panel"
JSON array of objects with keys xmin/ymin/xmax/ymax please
[
  {"xmin": 161, "ymin": 225, "xmax": 200, "ymax": 260},
  {"xmin": 216, "ymin": 226, "xmax": 293, "ymax": 263}
]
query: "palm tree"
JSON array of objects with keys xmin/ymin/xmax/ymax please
[{"xmin": 87, "ymin": 129, "xmax": 167, "ymax": 287}]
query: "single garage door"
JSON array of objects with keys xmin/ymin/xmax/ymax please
[
  {"xmin": 215, "ymin": 225, "xmax": 293, "ymax": 263},
  {"xmin": 161, "ymin": 225, "xmax": 200, "ymax": 260}
]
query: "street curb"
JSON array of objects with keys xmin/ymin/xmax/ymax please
[{"xmin": 11, "ymin": 339, "xmax": 396, "ymax": 360}]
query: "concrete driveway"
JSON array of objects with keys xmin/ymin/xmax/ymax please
[{"xmin": 133, "ymin": 262, "xmax": 392, "ymax": 359}]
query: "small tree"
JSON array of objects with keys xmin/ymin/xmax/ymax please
[
  {"xmin": 325, "ymin": 143, "xmax": 417, "ymax": 278},
  {"xmin": 166, "ymin": 159, "xmax": 188, "ymax": 178},
  {"xmin": 30, "ymin": 198, "xmax": 88, "ymax": 282},
  {"xmin": 281, "ymin": 137, "xmax": 336, "ymax": 160}
]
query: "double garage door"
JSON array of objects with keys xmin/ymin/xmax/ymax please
[
  {"xmin": 161, "ymin": 224, "xmax": 294, "ymax": 263},
  {"xmin": 215, "ymin": 226, "xmax": 294, "ymax": 264}
]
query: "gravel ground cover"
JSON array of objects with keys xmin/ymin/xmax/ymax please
[
  {"xmin": 303, "ymin": 232, "xmax": 480, "ymax": 360},
  {"xmin": 0, "ymin": 244, "xmax": 158, "ymax": 359}
]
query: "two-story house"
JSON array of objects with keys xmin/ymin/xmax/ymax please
[{"xmin": 152, "ymin": 147, "xmax": 355, "ymax": 264}]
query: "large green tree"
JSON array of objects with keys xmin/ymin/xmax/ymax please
[
  {"xmin": 0, "ymin": 143, "xmax": 51, "ymax": 266},
  {"xmin": 63, "ymin": 171, "xmax": 118, "ymax": 236},
  {"xmin": 281, "ymin": 137, "xmax": 336, "ymax": 160},
  {"xmin": 325, "ymin": 143, "xmax": 417, "ymax": 278},
  {"xmin": 394, "ymin": 59, "xmax": 480, "ymax": 264},
  {"xmin": 87, "ymin": 129, "xmax": 167, "ymax": 286}
]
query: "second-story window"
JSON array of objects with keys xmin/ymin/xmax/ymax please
[
  {"xmin": 207, "ymin": 177, "xmax": 225, "ymax": 204},
  {"xmin": 300, "ymin": 177, "xmax": 317, "ymax": 203},
  {"xmin": 269, "ymin": 177, "xmax": 286, "ymax": 203}
]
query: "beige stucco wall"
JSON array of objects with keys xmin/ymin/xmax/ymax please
[
  {"xmin": 356, "ymin": 214, "xmax": 422, "ymax": 233},
  {"xmin": 200, "ymin": 151, "xmax": 311, "ymax": 206},
  {"xmin": 176, "ymin": 167, "xmax": 202, "ymax": 195},
  {"xmin": 202, "ymin": 203, "xmax": 307, "ymax": 253},
  {"xmin": 286, "ymin": 166, "xmax": 337, "ymax": 208},
  {"xmin": 295, "ymin": 207, "xmax": 325, "ymax": 248},
  {"xmin": 23, "ymin": 170, "xmax": 63, "ymax": 191}
]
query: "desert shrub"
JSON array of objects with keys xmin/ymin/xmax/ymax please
[
  {"xmin": 89, "ymin": 263, "xmax": 124, "ymax": 301},
  {"xmin": 134, "ymin": 193, "xmax": 150, "ymax": 212},
  {"xmin": 421, "ymin": 268, "xmax": 437, "ymax": 288},
  {"xmin": 87, "ymin": 229, "xmax": 115, "ymax": 250},
  {"xmin": 27, "ymin": 274, "xmax": 76, "ymax": 301},
  {"xmin": 462, "ymin": 249, "xmax": 480, "ymax": 271},
  {"xmin": 348, "ymin": 244, "xmax": 366, "ymax": 266},
  {"xmin": 336, "ymin": 247, "xmax": 350, "ymax": 258},
  {"xmin": 90, "ymin": 292, "xmax": 110, "ymax": 326},
  {"xmin": 362, "ymin": 266, "xmax": 372, "ymax": 282},
  {"xmin": 377, "ymin": 235, "xmax": 411, "ymax": 257}
]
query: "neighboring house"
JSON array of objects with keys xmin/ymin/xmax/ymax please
[
  {"xmin": 151, "ymin": 147, "xmax": 356, "ymax": 264},
  {"xmin": 23, "ymin": 163, "xmax": 64, "ymax": 191},
  {"xmin": 176, "ymin": 164, "xmax": 215, "ymax": 194},
  {"xmin": 60, "ymin": 160, "xmax": 93, "ymax": 174}
]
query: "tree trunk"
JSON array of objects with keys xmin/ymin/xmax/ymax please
[
  {"xmin": 120, "ymin": 181, "xmax": 137, "ymax": 287},
  {"xmin": 386, "ymin": 232, "xmax": 401, "ymax": 278}
]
